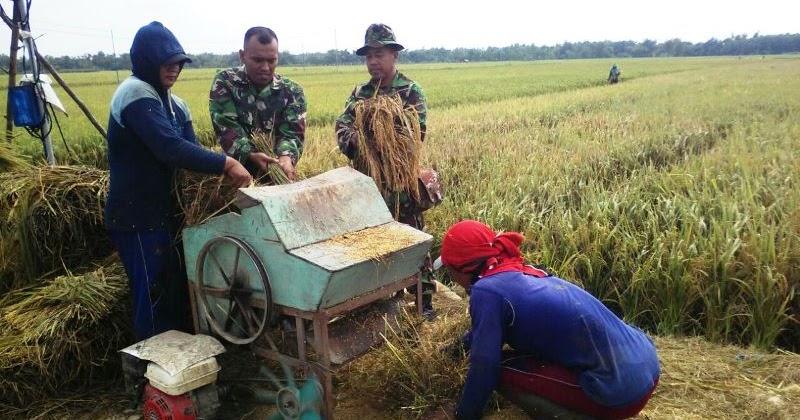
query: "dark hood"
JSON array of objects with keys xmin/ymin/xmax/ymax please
[{"xmin": 130, "ymin": 21, "xmax": 191, "ymax": 92}]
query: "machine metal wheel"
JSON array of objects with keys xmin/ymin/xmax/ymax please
[{"xmin": 195, "ymin": 235, "xmax": 273, "ymax": 345}]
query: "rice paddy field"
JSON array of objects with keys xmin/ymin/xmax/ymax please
[{"xmin": 1, "ymin": 55, "xmax": 799, "ymax": 418}]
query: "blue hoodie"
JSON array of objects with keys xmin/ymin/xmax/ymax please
[{"xmin": 105, "ymin": 21, "xmax": 226, "ymax": 232}]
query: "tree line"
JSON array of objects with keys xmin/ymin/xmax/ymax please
[{"xmin": 2, "ymin": 33, "xmax": 798, "ymax": 72}]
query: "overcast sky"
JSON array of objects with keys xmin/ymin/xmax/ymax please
[{"xmin": 1, "ymin": 0, "xmax": 797, "ymax": 57}]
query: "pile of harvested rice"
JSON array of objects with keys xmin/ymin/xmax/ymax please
[
  {"xmin": 352, "ymin": 93, "xmax": 422, "ymax": 208},
  {"xmin": 0, "ymin": 165, "xmax": 112, "ymax": 290},
  {"xmin": 328, "ymin": 224, "xmax": 422, "ymax": 262},
  {"xmin": 0, "ymin": 263, "xmax": 131, "ymax": 408}
]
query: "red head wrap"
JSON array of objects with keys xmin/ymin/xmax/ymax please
[{"xmin": 439, "ymin": 220, "xmax": 547, "ymax": 278}]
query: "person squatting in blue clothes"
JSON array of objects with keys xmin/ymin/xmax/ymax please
[
  {"xmin": 435, "ymin": 220, "xmax": 660, "ymax": 420},
  {"xmin": 105, "ymin": 21, "xmax": 251, "ymax": 340}
]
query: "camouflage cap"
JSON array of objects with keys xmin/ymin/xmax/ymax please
[{"xmin": 355, "ymin": 23, "xmax": 404, "ymax": 56}]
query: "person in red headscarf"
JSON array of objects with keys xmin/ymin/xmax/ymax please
[{"xmin": 436, "ymin": 220, "xmax": 660, "ymax": 420}]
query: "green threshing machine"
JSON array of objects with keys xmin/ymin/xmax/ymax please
[{"xmin": 181, "ymin": 166, "xmax": 433, "ymax": 418}]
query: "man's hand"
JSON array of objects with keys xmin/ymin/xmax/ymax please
[
  {"xmin": 248, "ymin": 152, "xmax": 280, "ymax": 174},
  {"xmin": 223, "ymin": 157, "xmax": 252, "ymax": 188},
  {"xmin": 277, "ymin": 155, "xmax": 297, "ymax": 182}
]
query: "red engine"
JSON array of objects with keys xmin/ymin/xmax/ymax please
[{"xmin": 143, "ymin": 384, "xmax": 198, "ymax": 420}]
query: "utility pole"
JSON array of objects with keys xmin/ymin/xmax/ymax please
[
  {"xmin": 14, "ymin": 0, "xmax": 55, "ymax": 165},
  {"xmin": 4, "ymin": 4, "xmax": 20, "ymax": 142}
]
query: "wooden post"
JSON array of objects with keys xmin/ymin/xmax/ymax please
[
  {"xmin": 4, "ymin": 9, "xmax": 20, "ymax": 142},
  {"xmin": 36, "ymin": 51, "xmax": 107, "ymax": 139}
]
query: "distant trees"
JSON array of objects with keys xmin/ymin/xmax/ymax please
[{"xmin": 0, "ymin": 33, "xmax": 798, "ymax": 72}]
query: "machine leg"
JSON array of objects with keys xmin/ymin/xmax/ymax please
[
  {"xmin": 188, "ymin": 283, "xmax": 200, "ymax": 333},
  {"xmin": 296, "ymin": 317, "xmax": 307, "ymax": 363},
  {"xmin": 313, "ymin": 314, "xmax": 335, "ymax": 419}
]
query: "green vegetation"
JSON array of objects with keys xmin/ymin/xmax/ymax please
[
  {"xmin": 3, "ymin": 32, "xmax": 798, "ymax": 71},
  {"xmin": 2, "ymin": 55, "xmax": 799, "ymax": 351}
]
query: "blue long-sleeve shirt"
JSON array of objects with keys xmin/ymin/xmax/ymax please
[{"xmin": 455, "ymin": 272, "xmax": 660, "ymax": 419}]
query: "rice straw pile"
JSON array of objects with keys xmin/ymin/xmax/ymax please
[
  {"xmin": 341, "ymin": 297, "xmax": 473, "ymax": 417},
  {"xmin": 328, "ymin": 224, "xmax": 421, "ymax": 262},
  {"xmin": 352, "ymin": 93, "xmax": 422, "ymax": 206},
  {"xmin": 0, "ymin": 263, "xmax": 131, "ymax": 407},
  {"xmin": 0, "ymin": 165, "xmax": 112, "ymax": 290}
]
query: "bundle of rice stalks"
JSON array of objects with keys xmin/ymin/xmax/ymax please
[
  {"xmin": 0, "ymin": 141, "xmax": 31, "ymax": 172},
  {"xmin": 175, "ymin": 130, "xmax": 292, "ymax": 229},
  {"xmin": 175, "ymin": 170, "xmax": 243, "ymax": 228},
  {"xmin": 352, "ymin": 93, "xmax": 422, "ymax": 206},
  {"xmin": 0, "ymin": 165, "xmax": 112, "ymax": 291},
  {"xmin": 342, "ymin": 297, "xmax": 472, "ymax": 416},
  {"xmin": 250, "ymin": 130, "xmax": 291, "ymax": 185},
  {"xmin": 0, "ymin": 263, "xmax": 131, "ymax": 407}
]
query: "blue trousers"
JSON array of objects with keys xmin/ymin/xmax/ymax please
[{"xmin": 110, "ymin": 230, "xmax": 187, "ymax": 340}]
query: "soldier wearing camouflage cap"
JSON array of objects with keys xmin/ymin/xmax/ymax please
[
  {"xmin": 335, "ymin": 23, "xmax": 437, "ymax": 319},
  {"xmin": 209, "ymin": 27, "xmax": 307, "ymax": 181},
  {"xmin": 355, "ymin": 23, "xmax": 405, "ymax": 55}
]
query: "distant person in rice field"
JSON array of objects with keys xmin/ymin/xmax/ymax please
[
  {"xmin": 434, "ymin": 220, "xmax": 660, "ymax": 420},
  {"xmin": 608, "ymin": 63, "xmax": 621, "ymax": 84},
  {"xmin": 335, "ymin": 23, "xmax": 439, "ymax": 320},
  {"xmin": 105, "ymin": 21, "xmax": 251, "ymax": 341},
  {"xmin": 209, "ymin": 26, "xmax": 307, "ymax": 182}
]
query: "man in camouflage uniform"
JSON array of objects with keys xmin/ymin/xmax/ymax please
[
  {"xmin": 335, "ymin": 23, "xmax": 436, "ymax": 319},
  {"xmin": 210, "ymin": 27, "xmax": 306, "ymax": 181}
]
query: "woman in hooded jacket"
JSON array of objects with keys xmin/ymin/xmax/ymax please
[
  {"xmin": 436, "ymin": 220, "xmax": 660, "ymax": 420},
  {"xmin": 105, "ymin": 21, "xmax": 251, "ymax": 341}
]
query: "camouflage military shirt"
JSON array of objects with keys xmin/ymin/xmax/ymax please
[
  {"xmin": 209, "ymin": 67, "xmax": 307, "ymax": 166},
  {"xmin": 335, "ymin": 71, "xmax": 426, "ymax": 159}
]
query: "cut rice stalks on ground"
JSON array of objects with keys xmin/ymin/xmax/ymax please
[
  {"xmin": 0, "ymin": 263, "xmax": 131, "ymax": 409},
  {"xmin": 352, "ymin": 93, "xmax": 422, "ymax": 214}
]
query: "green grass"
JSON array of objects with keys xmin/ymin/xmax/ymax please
[{"xmin": 2, "ymin": 55, "xmax": 799, "ymax": 350}]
